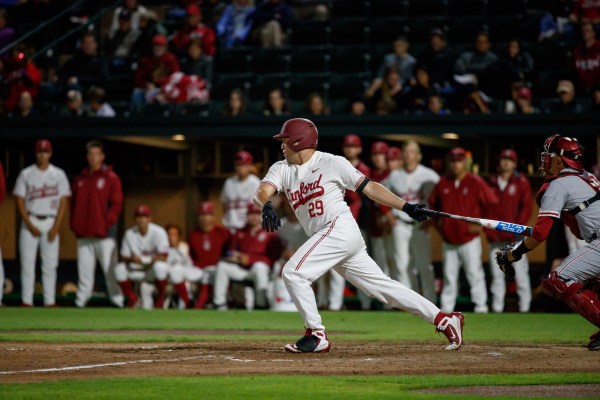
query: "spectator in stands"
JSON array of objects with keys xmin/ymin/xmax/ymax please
[
  {"xmin": 505, "ymin": 84, "xmax": 539, "ymax": 114},
  {"xmin": 408, "ymin": 66, "xmax": 434, "ymax": 114},
  {"xmin": 367, "ymin": 67, "xmax": 406, "ymax": 114},
  {"xmin": 304, "ymin": 91, "xmax": 330, "ymax": 116},
  {"xmin": 215, "ymin": 0, "xmax": 255, "ymax": 48},
  {"xmin": 569, "ymin": 0, "xmax": 600, "ymax": 24},
  {"xmin": 461, "ymin": 90, "xmax": 490, "ymax": 114},
  {"xmin": 454, "ymin": 31, "xmax": 498, "ymax": 93},
  {"xmin": 223, "ymin": 88, "xmax": 247, "ymax": 116},
  {"xmin": 110, "ymin": 0, "xmax": 153, "ymax": 37},
  {"xmin": 367, "ymin": 36, "xmax": 416, "ymax": 98},
  {"xmin": 213, "ymin": 203, "xmax": 282, "ymax": 310},
  {"xmin": 172, "ymin": 5, "xmax": 216, "ymax": 57},
  {"xmin": 502, "ymin": 39, "xmax": 535, "ymax": 85},
  {"xmin": 12, "ymin": 90, "xmax": 37, "ymax": 118},
  {"xmin": 426, "ymin": 94, "xmax": 450, "ymax": 115},
  {"xmin": 544, "ymin": 79, "xmax": 585, "ymax": 114},
  {"xmin": 573, "ymin": 21, "xmax": 600, "ymax": 93},
  {"xmin": 349, "ymin": 98, "xmax": 367, "ymax": 116},
  {"xmin": 105, "ymin": 9, "xmax": 141, "ymax": 63},
  {"xmin": 60, "ymin": 32, "xmax": 107, "ymax": 92},
  {"xmin": 291, "ymin": 0, "xmax": 329, "ymax": 21},
  {"xmin": 419, "ymin": 28, "xmax": 456, "ymax": 92},
  {"xmin": 247, "ymin": 0, "xmax": 294, "ymax": 48},
  {"xmin": 1, "ymin": 45, "xmax": 41, "ymax": 114},
  {"xmin": 262, "ymin": 87, "xmax": 290, "ymax": 116},
  {"xmin": 60, "ymin": 89, "xmax": 85, "ymax": 117},
  {"xmin": 180, "ymin": 40, "xmax": 213, "ymax": 91},
  {"xmin": 588, "ymin": 82, "xmax": 600, "ymax": 113},
  {"xmin": 86, "ymin": 86, "xmax": 116, "ymax": 117},
  {"xmin": 133, "ymin": 10, "xmax": 168, "ymax": 57},
  {"xmin": 132, "ymin": 34, "xmax": 180, "ymax": 111},
  {"xmin": 0, "ymin": 8, "xmax": 15, "ymax": 60}
]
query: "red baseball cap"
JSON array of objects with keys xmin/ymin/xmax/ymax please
[
  {"xmin": 343, "ymin": 134, "xmax": 362, "ymax": 147},
  {"xmin": 134, "ymin": 204, "xmax": 152, "ymax": 217},
  {"xmin": 500, "ymin": 149, "xmax": 517, "ymax": 162},
  {"xmin": 516, "ymin": 87, "xmax": 532, "ymax": 101},
  {"xmin": 35, "ymin": 139, "xmax": 52, "ymax": 153},
  {"xmin": 371, "ymin": 141, "xmax": 389, "ymax": 155},
  {"xmin": 247, "ymin": 202, "xmax": 261, "ymax": 214},
  {"xmin": 152, "ymin": 34, "xmax": 168, "ymax": 46},
  {"xmin": 387, "ymin": 146, "xmax": 402, "ymax": 161},
  {"xmin": 186, "ymin": 4, "xmax": 201, "ymax": 15},
  {"xmin": 197, "ymin": 201, "xmax": 215, "ymax": 215},
  {"xmin": 448, "ymin": 147, "xmax": 467, "ymax": 161},
  {"xmin": 235, "ymin": 150, "xmax": 253, "ymax": 165}
]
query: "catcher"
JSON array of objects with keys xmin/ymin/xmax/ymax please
[{"xmin": 496, "ymin": 134, "xmax": 600, "ymax": 351}]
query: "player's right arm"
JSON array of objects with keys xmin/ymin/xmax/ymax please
[
  {"xmin": 15, "ymin": 196, "xmax": 41, "ymax": 236},
  {"xmin": 253, "ymin": 182, "xmax": 277, "ymax": 208}
]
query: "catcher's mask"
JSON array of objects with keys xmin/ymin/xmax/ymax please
[{"xmin": 540, "ymin": 134, "xmax": 584, "ymax": 176}]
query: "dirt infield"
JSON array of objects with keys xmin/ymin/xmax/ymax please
[{"xmin": 1, "ymin": 338, "xmax": 598, "ymax": 386}]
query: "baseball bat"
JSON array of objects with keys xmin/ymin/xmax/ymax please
[{"xmin": 421, "ymin": 208, "xmax": 533, "ymax": 236}]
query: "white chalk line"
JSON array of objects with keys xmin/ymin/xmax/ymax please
[{"xmin": 0, "ymin": 354, "xmax": 257, "ymax": 375}]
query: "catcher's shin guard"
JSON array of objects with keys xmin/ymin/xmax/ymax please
[
  {"xmin": 543, "ymin": 272, "xmax": 600, "ymax": 328},
  {"xmin": 541, "ymin": 271, "xmax": 569, "ymax": 300}
]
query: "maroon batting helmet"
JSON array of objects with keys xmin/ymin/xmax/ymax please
[
  {"xmin": 273, "ymin": 118, "xmax": 318, "ymax": 152},
  {"xmin": 541, "ymin": 134, "xmax": 584, "ymax": 173}
]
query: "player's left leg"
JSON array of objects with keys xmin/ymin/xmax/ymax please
[
  {"xmin": 195, "ymin": 265, "xmax": 215, "ymax": 309},
  {"xmin": 95, "ymin": 238, "xmax": 124, "ymax": 307},
  {"xmin": 213, "ymin": 261, "xmax": 250, "ymax": 309},
  {"xmin": 19, "ymin": 221, "xmax": 41, "ymax": 306},
  {"xmin": 152, "ymin": 261, "xmax": 169, "ymax": 309},
  {"xmin": 39, "ymin": 219, "xmax": 59, "ymax": 306},
  {"xmin": 488, "ymin": 242, "xmax": 507, "ymax": 312},
  {"xmin": 248, "ymin": 261, "xmax": 270, "ymax": 309},
  {"xmin": 459, "ymin": 237, "xmax": 488, "ymax": 313},
  {"xmin": 327, "ymin": 270, "xmax": 345, "ymax": 311}
]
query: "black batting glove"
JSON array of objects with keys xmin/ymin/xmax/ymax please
[
  {"xmin": 402, "ymin": 202, "xmax": 428, "ymax": 222},
  {"xmin": 261, "ymin": 201, "xmax": 281, "ymax": 232}
]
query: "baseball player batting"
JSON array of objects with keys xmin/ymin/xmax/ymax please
[
  {"xmin": 254, "ymin": 118, "xmax": 464, "ymax": 353},
  {"xmin": 496, "ymin": 134, "xmax": 600, "ymax": 351}
]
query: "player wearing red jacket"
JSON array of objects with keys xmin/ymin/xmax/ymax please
[
  {"xmin": 172, "ymin": 5, "xmax": 216, "ymax": 57},
  {"xmin": 342, "ymin": 134, "xmax": 371, "ymax": 220},
  {"xmin": 71, "ymin": 141, "xmax": 124, "ymax": 308},
  {"xmin": 213, "ymin": 203, "xmax": 282, "ymax": 310},
  {"xmin": 187, "ymin": 201, "xmax": 231, "ymax": 308},
  {"xmin": 485, "ymin": 149, "xmax": 533, "ymax": 312},
  {"xmin": 0, "ymin": 161, "xmax": 5, "ymax": 306},
  {"xmin": 429, "ymin": 147, "xmax": 499, "ymax": 313}
]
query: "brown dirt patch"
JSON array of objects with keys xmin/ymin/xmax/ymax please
[
  {"xmin": 421, "ymin": 384, "xmax": 600, "ymax": 398},
  {"xmin": 1, "ymin": 340, "xmax": 599, "ymax": 384}
]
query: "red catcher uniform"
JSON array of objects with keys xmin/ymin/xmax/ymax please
[
  {"xmin": 345, "ymin": 160, "xmax": 371, "ymax": 220},
  {"xmin": 573, "ymin": 38, "xmax": 600, "ymax": 90},
  {"xmin": 188, "ymin": 225, "xmax": 231, "ymax": 269}
]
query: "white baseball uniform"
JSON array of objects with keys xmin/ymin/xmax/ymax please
[
  {"xmin": 382, "ymin": 165, "xmax": 439, "ymax": 303},
  {"xmin": 115, "ymin": 222, "xmax": 170, "ymax": 309},
  {"xmin": 220, "ymin": 174, "xmax": 261, "ymax": 230},
  {"xmin": 13, "ymin": 164, "xmax": 70, "ymax": 306},
  {"xmin": 168, "ymin": 241, "xmax": 205, "ymax": 285},
  {"xmin": 262, "ymin": 151, "xmax": 441, "ymax": 331}
]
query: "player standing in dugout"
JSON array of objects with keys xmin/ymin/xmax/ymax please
[{"xmin": 254, "ymin": 118, "xmax": 464, "ymax": 353}]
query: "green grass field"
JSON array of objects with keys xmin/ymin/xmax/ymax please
[{"xmin": 1, "ymin": 308, "xmax": 599, "ymax": 399}]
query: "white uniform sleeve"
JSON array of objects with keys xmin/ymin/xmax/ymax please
[
  {"xmin": 120, "ymin": 231, "xmax": 133, "ymax": 258},
  {"xmin": 155, "ymin": 228, "xmax": 170, "ymax": 255},
  {"xmin": 539, "ymin": 181, "xmax": 568, "ymax": 219},
  {"xmin": 220, "ymin": 179, "xmax": 229, "ymax": 203},
  {"xmin": 13, "ymin": 170, "xmax": 27, "ymax": 198},
  {"xmin": 421, "ymin": 168, "xmax": 440, "ymax": 205},
  {"xmin": 57, "ymin": 169, "xmax": 71, "ymax": 197},
  {"xmin": 335, "ymin": 156, "xmax": 367, "ymax": 192},
  {"xmin": 262, "ymin": 162, "xmax": 284, "ymax": 193}
]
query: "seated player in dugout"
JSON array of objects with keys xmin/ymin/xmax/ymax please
[
  {"xmin": 213, "ymin": 203, "xmax": 283, "ymax": 310},
  {"xmin": 496, "ymin": 134, "xmax": 600, "ymax": 351}
]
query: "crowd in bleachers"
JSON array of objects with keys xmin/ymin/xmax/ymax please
[{"xmin": 1, "ymin": 0, "xmax": 600, "ymax": 118}]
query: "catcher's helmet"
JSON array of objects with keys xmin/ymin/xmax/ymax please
[
  {"xmin": 273, "ymin": 118, "xmax": 318, "ymax": 152},
  {"xmin": 541, "ymin": 134, "xmax": 584, "ymax": 174}
]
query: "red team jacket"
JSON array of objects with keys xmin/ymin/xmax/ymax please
[
  {"xmin": 344, "ymin": 159, "xmax": 371, "ymax": 220},
  {"xmin": 226, "ymin": 227, "xmax": 282, "ymax": 268},
  {"xmin": 484, "ymin": 172, "xmax": 533, "ymax": 243},
  {"xmin": 188, "ymin": 225, "xmax": 231, "ymax": 269},
  {"xmin": 429, "ymin": 172, "xmax": 499, "ymax": 245},
  {"xmin": 70, "ymin": 165, "xmax": 123, "ymax": 238},
  {"xmin": 0, "ymin": 162, "xmax": 5, "ymax": 205}
]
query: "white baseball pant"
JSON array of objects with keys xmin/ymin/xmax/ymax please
[
  {"xmin": 556, "ymin": 237, "xmax": 600, "ymax": 283},
  {"xmin": 75, "ymin": 238, "xmax": 124, "ymax": 308},
  {"xmin": 391, "ymin": 220, "xmax": 437, "ymax": 303},
  {"xmin": 282, "ymin": 214, "xmax": 440, "ymax": 331},
  {"xmin": 440, "ymin": 237, "xmax": 488, "ymax": 313},
  {"xmin": 489, "ymin": 242, "xmax": 531, "ymax": 313},
  {"xmin": 168, "ymin": 264, "xmax": 206, "ymax": 284},
  {"xmin": 358, "ymin": 235, "xmax": 389, "ymax": 310},
  {"xmin": 213, "ymin": 260, "xmax": 270, "ymax": 309},
  {"xmin": 115, "ymin": 261, "xmax": 169, "ymax": 309},
  {"xmin": 19, "ymin": 216, "xmax": 59, "ymax": 306},
  {"xmin": 316, "ymin": 270, "xmax": 345, "ymax": 311}
]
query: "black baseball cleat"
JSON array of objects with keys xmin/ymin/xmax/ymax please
[
  {"xmin": 285, "ymin": 329, "xmax": 331, "ymax": 353},
  {"xmin": 587, "ymin": 330, "xmax": 600, "ymax": 351}
]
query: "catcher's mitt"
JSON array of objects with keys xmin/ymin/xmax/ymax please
[{"xmin": 495, "ymin": 242, "xmax": 519, "ymax": 278}]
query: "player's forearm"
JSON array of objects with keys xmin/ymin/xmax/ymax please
[
  {"xmin": 16, "ymin": 197, "xmax": 31, "ymax": 223},
  {"xmin": 53, "ymin": 197, "xmax": 69, "ymax": 230},
  {"xmin": 253, "ymin": 183, "xmax": 276, "ymax": 208},
  {"xmin": 362, "ymin": 181, "xmax": 407, "ymax": 211}
]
